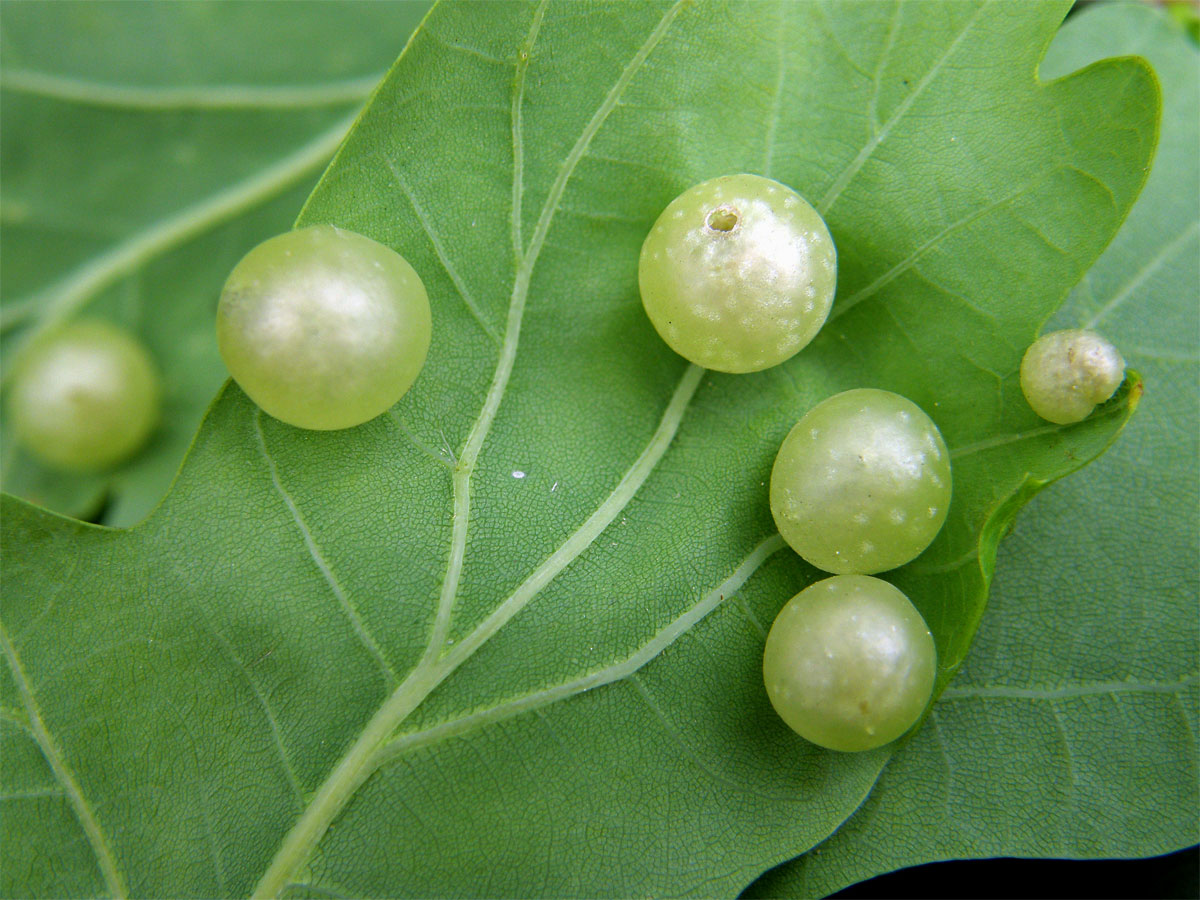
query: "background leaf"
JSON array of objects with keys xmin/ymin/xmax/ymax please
[
  {"xmin": 0, "ymin": 0, "xmax": 431, "ymax": 526},
  {"xmin": 745, "ymin": 4, "xmax": 1199, "ymax": 896},
  {"xmin": 0, "ymin": 2, "xmax": 1161, "ymax": 898}
]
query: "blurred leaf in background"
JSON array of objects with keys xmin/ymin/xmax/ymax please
[{"xmin": 0, "ymin": 0, "xmax": 431, "ymax": 526}]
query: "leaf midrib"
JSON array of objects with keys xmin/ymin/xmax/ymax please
[
  {"xmin": 419, "ymin": 0, "xmax": 551, "ymax": 670},
  {"xmin": 250, "ymin": 3, "xmax": 690, "ymax": 894}
]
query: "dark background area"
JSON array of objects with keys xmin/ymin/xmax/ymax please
[{"xmin": 829, "ymin": 846, "xmax": 1199, "ymax": 899}]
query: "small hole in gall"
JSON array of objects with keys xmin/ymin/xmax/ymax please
[{"xmin": 706, "ymin": 206, "xmax": 739, "ymax": 233}]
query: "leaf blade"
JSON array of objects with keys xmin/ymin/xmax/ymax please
[
  {"xmin": 0, "ymin": 2, "xmax": 1161, "ymax": 897},
  {"xmin": 745, "ymin": 4, "xmax": 1198, "ymax": 895}
]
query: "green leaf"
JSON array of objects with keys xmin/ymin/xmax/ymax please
[
  {"xmin": 0, "ymin": 2, "xmax": 1158, "ymax": 897},
  {"xmin": 0, "ymin": 1, "xmax": 431, "ymax": 526},
  {"xmin": 745, "ymin": 4, "xmax": 1199, "ymax": 896}
]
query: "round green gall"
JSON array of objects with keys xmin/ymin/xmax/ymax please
[
  {"xmin": 216, "ymin": 225, "xmax": 431, "ymax": 430},
  {"xmin": 763, "ymin": 574, "xmax": 936, "ymax": 752},
  {"xmin": 1020, "ymin": 329, "xmax": 1124, "ymax": 425},
  {"xmin": 770, "ymin": 388, "xmax": 951, "ymax": 575},
  {"xmin": 638, "ymin": 173, "xmax": 836, "ymax": 373},
  {"xmin": 7, "ymin": 320, "xmax": 161, "ymax": 472}
]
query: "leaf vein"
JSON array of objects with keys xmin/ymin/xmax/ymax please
[
  {"xmin": 383, "ymin": 158, "xmax": 502, "ymax": 344},
  {"xmin": 761, "ymin": 1, "xmax": 788, "ymax": 177},
  {"xmin": 425, "ymin": 0, "xmax": 685, "ymax": 664},
  {"xmin": 869, "ymin": 3, "xmax": 903, "ymax": 136},
  {"xmin": 437, "ymin": 364, "xmax": 705, "ymax": 675},
  {"xmin": 818, "ymin": 1, "xmax": 987, "ymax": 214},
  {"xmin": 421, "ymin": 0, "xmax": 552, "ymax": 668},
  {"xmin": 421, "ymin": 28, "xmax": 515, "ymax": 68},
  {"xmin": 0, "ymin": 787, "xmax": 69, "ymax": 800},
  {"xmin": 1048, "ymin": 703, "xmax": 1080, "ymax": 803},
  {"xmin": 194, "ymin": 614, "xmax": 307, "ymax": 810},
  {"xmin": 629, "ymin": 674, "xmax": 804, "ymax": 802},
  {"xmin": 158, "ymin": 690, "xmax": 228, "ymax": 894},
  {"xmin": 253, "ymin": 8, "xmax": 691, "ymax": 892},
  {"xmin": 831, "ymin": 168, "xmax": 1061, "ymax": 321},
  {"xmin": 375, "ymin": 534, "xmax": 785, "ymax": 762},
  {"xmin": 510, "ymin": 0, "xmax": 549, "ymax": 259},
  {"xmin": 253, "ymin": 411, "xmax": 399, "ymax": 686},
  {"xmin": 520, "ymin": 0, "xmax": 688, "ymax": 268},
  {"xmin": 939, "ymin": 673, "xmax": 1199, "ymax": 701},
  {"xmin": 947, "ymin": 389, "xmax": 1132, "ymax": 460},
  {"xmin": 386, "ymin": 411, "xmax": 457, "ymax": 468},
  {"xmin": 1082, "ymin": 221, "xmax": 1200, "ymax": 329},
  {"xmin": 0, "ymin": 68, "xmax": 379, "ymax": 110},
  {"xmin": 0, "ymin": 624, "xmax": 129, "ymax": 899},
  {"xmin": 1, "ymin": 112, "xmax": 356, "ymax": 385}
]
